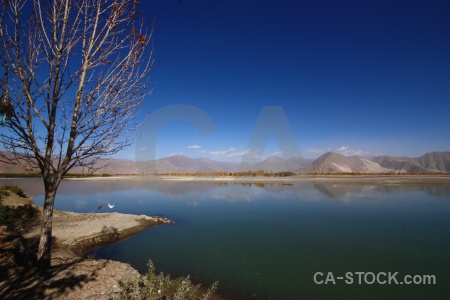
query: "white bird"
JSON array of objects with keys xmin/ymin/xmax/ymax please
[{"xmin": 108, "ymin": 202, "xmax": 115, "ymax": 208}]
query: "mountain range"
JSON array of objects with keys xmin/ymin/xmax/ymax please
[
  {"xmin": 303, "ymin": 151, "xmax": 450, "ymax": 173},
  {"xmin": 0, "ymin": 151, "xmax": 449, "ymax": 174}
]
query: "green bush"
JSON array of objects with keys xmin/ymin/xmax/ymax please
[{"xmin": 120, "ymin": 260, "xmax": 218, "ymax": 300}]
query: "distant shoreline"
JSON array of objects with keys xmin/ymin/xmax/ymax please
[{"xmin": 62, "ymin": 174, "xmax": 450, "ymax": 184}]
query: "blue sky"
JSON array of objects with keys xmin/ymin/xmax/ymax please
[{"xmin": 122, "ymin": 0, "xmax": 449, "ymax": 161}]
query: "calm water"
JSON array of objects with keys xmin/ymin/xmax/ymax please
[{"xmin": 2, "ymin": 178, "xmax": 450, "ymax": 299}]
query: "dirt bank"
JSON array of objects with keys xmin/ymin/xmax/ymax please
[{"xmin": 25, "ymin": 209, "xmax": 173, "ymax": 257}]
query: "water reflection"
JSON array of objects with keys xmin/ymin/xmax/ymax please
[{"xmin": 2, "ymin": 178, "xmax": 450, "ymax": 206}]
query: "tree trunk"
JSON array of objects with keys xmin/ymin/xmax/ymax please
[{"xmin": 37, "ymin": 184, "xmax": 57, "ymax": 272}]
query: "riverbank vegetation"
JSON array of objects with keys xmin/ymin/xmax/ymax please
[
  {"xmin": 120, "ymin": 260, "xmax": 218, "ymax": 300},
  {"xmin": 155, "ymin": 170, "xmax": 297, "ymax": 177}
]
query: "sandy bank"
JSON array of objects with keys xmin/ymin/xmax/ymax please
[{"xmin": 25, "ymin": 209, "xmax": 173, "ymax": 257}]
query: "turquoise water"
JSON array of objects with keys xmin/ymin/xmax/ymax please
[{"xmin": 3, "ymin": 179, "xmax": 450, "ymax": 299}]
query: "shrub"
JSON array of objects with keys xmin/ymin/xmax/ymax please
[
  {"xmin": 0, "ymin": 185, "xmax": 27, "ymax": 198},
  {"xmin": 120, "ymin": 260, "xmax": 218, "ymax": 300}
]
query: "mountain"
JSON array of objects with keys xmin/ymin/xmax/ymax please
[
  {"xmin": 417, "ymin": 152, "xmax": 450, "ymax": 172},
  {"xmin": 0, "ymin": 151, "xmax": 39, "ymax": 173},
  {"xmin": 153, "ymin": 155, "xmax": 312, "ymax": 174},
  {"xmin": 373, "ymin": 152, "xmax": 450, "ymax": 173},
  {"xmin": 252, "ymin": 155, "xmax": 313, "ymax": 172},
  {"xmin": 155, "ymin": 155, "xmax": 238, "ymax": 173},
  {"xmin": 1, "ymin": 151, "xmax": 449, "ymax": 175},
  {"xmin": 372, "ymin": 156, "xmax": 426, "ymax": 172},
  {"xmin": 245, "ymin": 156, "xmax": 293, "ymax": 173},
  {"xmin": 232, "ymin": 155, "xmax": 314, "ymax": 173},
  {"xmin": 156, "ymin": 155, "xmax": 201, "ymax": 173},
  {"xmin": 303, "ymin": 152, "xmax": 396, "ymax": 173}
]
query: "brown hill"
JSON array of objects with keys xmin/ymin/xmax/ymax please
[
  {"xmin": 373, "ymin": 152, "xmax": 450, "ymax": 173},
  {"xmin": 303, "ymin": 152, "xmax": 396, "ymax": 173},
  {"xmin": 417, "ymin": 152, "xmax": 450, "ymax": 172}
]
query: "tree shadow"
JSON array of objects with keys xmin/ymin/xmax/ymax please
[
  {"xmin": 0, "ymin": 203, "xmax": 41, "ymax": 232},
  {"xmin": 0, "ymin": 255, "xmax": 108, "ymax": 300},
  {"xmin": 0, "ymin": 229, "xmax": 109, "ymax": 300}
]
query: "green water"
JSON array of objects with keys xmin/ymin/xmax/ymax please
[{"xmin": 3, "ymin": 179, "xmax": 450, "ymax": 299}]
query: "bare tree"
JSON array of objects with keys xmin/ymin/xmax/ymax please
[{"xmin": 0, "ymin": 0, "xmax": 153, "ymax": 271}]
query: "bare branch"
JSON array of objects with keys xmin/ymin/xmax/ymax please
[{"xmin": 1, "ymin": 0, "xmax": 153, "ymax": 177}]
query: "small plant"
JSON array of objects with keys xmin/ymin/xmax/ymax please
[
  {"xmin": 0, "ymin": 185, "xmax": 27, "ymax": 198},
  {"xmin": 120, "ymin": 260, "xmax": 218, "ymax": 300},
  {"xmin": 120, "ymin": 274, "xmax": 146, "ymax": 300}
]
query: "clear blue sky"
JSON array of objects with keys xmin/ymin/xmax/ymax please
[{"xmin": 120, "ymin": 0, "xmax": 449, "ymax": 161}]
